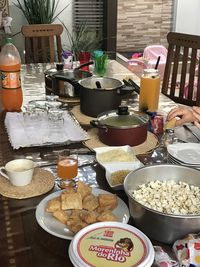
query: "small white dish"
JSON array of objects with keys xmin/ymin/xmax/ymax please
[
  {"xmin": 94, "ymin": 145, "xmax": 135, "ymax": 167},
  {"xmin": 105, "ymin": 161, "xmax": 143, "ymax": 190}
]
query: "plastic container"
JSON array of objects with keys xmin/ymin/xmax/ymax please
[
  {"xmin": 69, "ymin": 221, "xmax": 155, "ymax": 267},
  {"xmin": 139, "ymin": 69, "xmax": 160, "ymax": 112},
  {"xmin": 0, "ymin": 37, "xmax": 23, "ymax": 111}
]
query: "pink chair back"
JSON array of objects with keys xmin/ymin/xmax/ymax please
[{"xmin": 143, "ymin": 45, "xmax": 168, "ymax": 78}]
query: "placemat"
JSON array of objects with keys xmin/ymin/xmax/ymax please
[
  {"xmin": 5, "ymin": 111, "xmax": 88, "ymax": 149},
  {"xmin": 0, "ymin": 168, "xmax": 55, "ymax": 199},
  {"xmin": 58, "ymin": 96, "xmax": 80, "ymax": 105},
  {"xmin": 84, "ymin": 129, "xmax": 158, "ymax": 155},
  {"xmin": 71, "ymin": 105, "xmax": 95, "ymax": 125}
]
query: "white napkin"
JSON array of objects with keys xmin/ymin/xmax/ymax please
[
  {"xmin": 4, "ymin": 111, "xmax": 88, "ymax": 149},
  {"xmin": 174, "ymin": 124, "xmax": 200, "ymax": 143}
]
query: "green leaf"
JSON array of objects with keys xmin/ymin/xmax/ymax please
[{"xmin": 14, "ymin": 0, "xmax": 69, "ymax": 24}]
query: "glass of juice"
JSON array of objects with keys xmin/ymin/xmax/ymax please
[{"xmin": 57, "ymin": 150, "xmax": 78, "ymax": 189}]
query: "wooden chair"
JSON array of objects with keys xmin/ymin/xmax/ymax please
[
  {"xmin": 21, "ymin": 24, "xmax": 63, "ymax": 64},
  {"xmin": 161, "ymin": 32, "xmax": 200, "ymax": 106}
]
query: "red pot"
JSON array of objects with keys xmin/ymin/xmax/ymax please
[{"xmin": 90, "ymin": 106, "xmax": 149, "ymax": 146}]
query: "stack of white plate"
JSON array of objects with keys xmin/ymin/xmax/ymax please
[{"xmin": 167, "ymin": 143, "xmax": 200, "ymax": 169}]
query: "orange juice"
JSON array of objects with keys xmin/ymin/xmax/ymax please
[
  {"xmin": 139, "ymin": 69, "xmax": 160, "ymax": 112},
  {"xmin": 57, "ymin": 157, "xmax": 78, "ymax": 180},
  {"xmin": 0, "ymin": 38, "xmax": 23, "ymax": 112}
]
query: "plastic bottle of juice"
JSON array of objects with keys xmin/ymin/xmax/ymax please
[
  {"xmin": 139, "ymin": 69, "xmax": 160, "ymax": 112},
  {"xmin": 0, "ymin": 37, "xmax": 23, "ymax": 111}
]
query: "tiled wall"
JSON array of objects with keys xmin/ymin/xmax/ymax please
[{"xmin": 117, "ymin": 0, "xmax": 173, "ymax": 52}]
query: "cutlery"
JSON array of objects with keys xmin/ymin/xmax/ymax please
[
  {"xmin": 128, "ymin": 78, "xmax": 140, "ymax": 94},
  {"xmin": 122, "ymin": 79, "xmax": 140, "ymax": 94},
  {"xmin": 183, "ymin": 124, "xmax": 200, "ymax": 142},
  {"xmin": 36, "ymin": 160, "xmax": 97, "ymax": 168},
  {"xmin": 40, "ymin": 148, "xmax": 95, "ymax": 159}
]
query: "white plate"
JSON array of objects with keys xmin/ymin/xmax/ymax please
[
  {"xmin": 94, "ymin": 145, "xmax": 135, "ymax": 167},
  {"xmin": 167, "ymin": 143, "xmax": 200, "ymax": 165},
  {"xmin": 35, "ymin": 188, "xmax": 130, "ymax": 240},
  {"xmin": 105, "ymin": 161, "xmax": 143, "ymax": 190}
]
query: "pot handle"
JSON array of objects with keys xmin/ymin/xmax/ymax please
[
  {"xmin": 118, "ymin": 85, "xmax": 135, "ymax": 96},
  {"xmin": 51, "ymin": 75, "xmax": 79, "ymax": 95},
  {"xmin": 74, "ymin": 61, "xmax": 94, "ymax": 70},
  {"xmin": 90, "ymin": 120, "xmax": 107, "ymax": 130}
]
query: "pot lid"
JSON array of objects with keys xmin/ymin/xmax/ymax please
[
  {"xmin": 79, "ymin": 77, "xmax": 123, "ymax": 90},
  {"xmin": 44, "ymin": 63, "xmax": 92, "ymax": 80},
  {"xmin": 69, "ymin": 222, "xmax": 154, "ymax": 267},
  {"xmin": 97, "ymin": 106, "xmax": 149, "ymax": 128}
]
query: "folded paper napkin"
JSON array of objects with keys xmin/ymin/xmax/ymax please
[{"xmin": 5, "ymin": 111, "xmax": 88, "ymax": 149}]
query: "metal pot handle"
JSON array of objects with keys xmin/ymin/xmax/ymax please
[
  {"xmin": 90, "ymin": 120, "xmax": 108, "ymax": 130},
  {"xmin": 51, "ymin": 75, "xmax": 79, "ymax": 95}
]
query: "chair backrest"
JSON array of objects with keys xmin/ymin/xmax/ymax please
[
  {"xmin": 143, "ymin": 45, "xmax": 168, "ymax": 61},
  {"xmin": 161, "ymin": 32, "xmax": 200, "ymax": 106},
  {"xmin": 21, "ymin": 24, "xmax": 63, "ymax": 64}
]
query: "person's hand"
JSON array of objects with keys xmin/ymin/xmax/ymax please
[
  {"xmin": 192, "ymin": 106, "xmax": 200, "ymax": 129},
  {"xmin": 167, "ymin": 106, "xmax": 195, "ymax": 126}
]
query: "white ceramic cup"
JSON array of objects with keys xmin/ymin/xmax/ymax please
[{"xmin": 0, "ymin": 159, "xmax": 35, "ymax": 186}]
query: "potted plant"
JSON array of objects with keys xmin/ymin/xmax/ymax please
[
  {"xmin": 62, "ymin": 21, "xmax": 102, "ymax": 66},
  {"xmin": 14, "ymin": 0, "xmax": 69, "ymax": 24}
]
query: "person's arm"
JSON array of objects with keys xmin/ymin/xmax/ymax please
[{"xmin": 192, "ymin": 106, "xmax": 200, "ymax": 129}]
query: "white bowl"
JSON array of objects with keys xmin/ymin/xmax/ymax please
[
  {"xmin": 94, "ymin": 145, "xmax": 135, "ymax": 167},
  {"xmin": 105, "ymin": 161, "xmax": 143, "ymax": 190}
]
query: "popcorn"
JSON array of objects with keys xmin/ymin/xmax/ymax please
[{"xmin": 132, "ymin": 180, "xmax": 200, "ymax": 215}]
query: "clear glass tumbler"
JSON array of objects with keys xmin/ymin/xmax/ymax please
[{"xmin": 57, "ymin": 150, "xmax": 78, "ymax": 189}]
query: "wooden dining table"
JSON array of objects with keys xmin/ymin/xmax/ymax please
[{"xmin": 0, "ymin": 61, "xmax": 178, "ymax": 267}]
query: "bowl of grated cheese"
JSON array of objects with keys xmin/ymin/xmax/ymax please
[
  {"xmin": 104, "ymin": 161, "xmax": 143, "ymax": 190},
  {"xmin": 94, "ymin": 145, "xmax": 136, "ymax": 167}
]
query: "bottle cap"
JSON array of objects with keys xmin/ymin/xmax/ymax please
[{"xmin": 143, "ymin": 69, "xmax": 159, "ymax": 75}]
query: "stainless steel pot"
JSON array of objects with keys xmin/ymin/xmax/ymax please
[
  {"xmin": 124, "ymin": 164, "xmax": 200, "ymax": 244},
  {"xmin": 90, "ymin": 106, "xmax": 149, "ymax": 146},
  {"xmin": 44, "ymin": 62, "xmax": 93, "ymax": 97}
]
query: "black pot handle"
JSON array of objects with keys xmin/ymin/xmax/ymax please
[
  {"xmin": 122, "ymin": 79, "xmax": 140, "ymax": 94},
  {"xmin": 75, "ymin": 61, "xmax": 94, "ymax": 70},
  {"xmin": 118, "ymin": 85, "xmax": 134, "ymax": 96},
  {"xmin": 90, "ymin": 120, "xmax": 107, "ymax": 130},
  {"xmin": 51, "ymin": 74, "xmax": 79, "ymax": 95}
]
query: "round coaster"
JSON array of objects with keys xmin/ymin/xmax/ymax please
[
  {"xmin": 59, "ymin": 96, "xmax": 80, "ymax": 105},
  {"xmin": 0, "ymin": 168, "xmax": 55, "ymax": 199},
  {"xmin": 84, "ymin": 129, "xmax": 158, "ymax": 155},
  {"xmin": 71, "ymin": 105, "xmax": 94, "ymax": 125}
]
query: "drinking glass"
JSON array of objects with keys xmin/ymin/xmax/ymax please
[
  {"xmin": 79, "ymin": 51, "xmax": 91, "ymax": 71},
  {"xmin": 47, "ymin": 108, "xmax": 64, "ymax": 142},
  {"xmin": 57, "ymin": 150, "xmax": 78, "ymax": 189},
  {"xmin": 94, "ymin": 52, "xmax": 108, "ymax": 76}
]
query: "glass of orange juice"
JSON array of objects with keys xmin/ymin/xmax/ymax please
[{"xmin": 57, "ymin": 150, "xmax": 78, "ymax": 189}]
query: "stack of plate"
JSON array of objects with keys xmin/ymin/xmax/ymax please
[{"xmin": 167, "ymin": 143, "xmax": 200, "ymax": 169}]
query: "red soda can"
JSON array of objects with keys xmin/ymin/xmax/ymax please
[{"xmin": 150, "ymin": 114, "xmax": 164, "ymax": 135}]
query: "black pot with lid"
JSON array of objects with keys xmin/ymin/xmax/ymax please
[{"xmin": 90, "ymin": 106, "xmax": 149, "ymax": 146}]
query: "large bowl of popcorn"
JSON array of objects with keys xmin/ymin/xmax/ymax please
[{"xmin": 124, "ymin": 164, "xmax": 200, "ymax": 244}]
